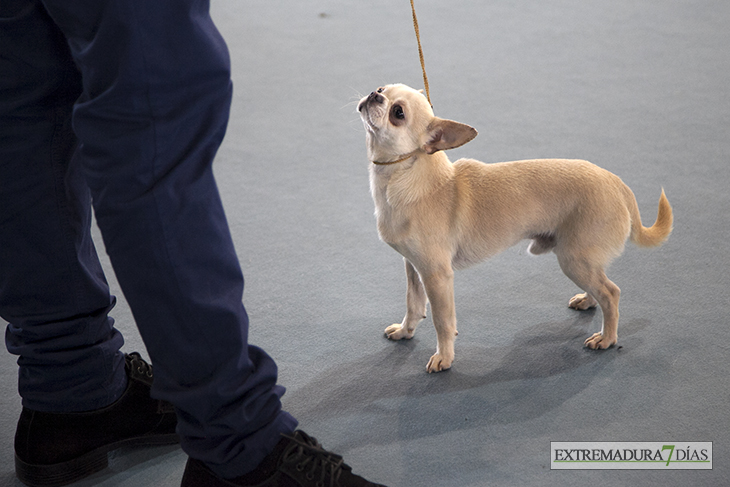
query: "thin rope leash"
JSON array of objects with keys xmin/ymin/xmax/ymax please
[
  {"xmin": 410, "ymin": 0, "xmax": 431, "ymax": 107},
  {"xmin": 371, "ymin": 1, "xmax": 431, "ymax": 166}
]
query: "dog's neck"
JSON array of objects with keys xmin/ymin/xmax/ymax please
[
  {"xmin": 369, "ymin": 150, "xmax": 454, "ymax": 207},
  {"xmin": 371, "ymin": 149, "xmax": 423, "ymax": 166},
  {"xmin": 365, "ymin": 131, "xmax": 424, "ymax": 166}
]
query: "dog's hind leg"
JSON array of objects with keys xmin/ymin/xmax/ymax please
[
  {"xmin": 385, "ymin": 259, "xmax": 428, "ymax": 340},
  {"xmin": 557, "ymin": 253, "xmax": 620, "ymax": 350}
]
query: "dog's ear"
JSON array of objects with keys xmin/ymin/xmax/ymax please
[{"xmin": 422, "ymin": 118, "xmax": 478, "ymax": 154}]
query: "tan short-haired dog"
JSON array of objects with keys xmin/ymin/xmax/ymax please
[{"xmin": 358, "ymin": 83, "xmax": 673, "ymax": 373}]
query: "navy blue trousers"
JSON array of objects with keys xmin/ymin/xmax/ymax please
[{"xmin": 0, "ymin": 0, "xmax": 296, "ymax": 478}]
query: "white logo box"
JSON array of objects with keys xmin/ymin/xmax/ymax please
[{"xmin": 550, "ymin": 442, "xmax": 712, "ymax": 470}]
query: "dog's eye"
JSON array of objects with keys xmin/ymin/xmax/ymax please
[
  {"xmin": 377, "ymin": 87, "xmax": 384, "ymax": 93},
  {"xmin": 393, "ymin": 105, "xmax": 405, "ymax": 120}
]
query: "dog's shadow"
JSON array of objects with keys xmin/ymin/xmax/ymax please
[{"xmin": 285, "ymin": 312, "xmax": 645, "ymax": 448}]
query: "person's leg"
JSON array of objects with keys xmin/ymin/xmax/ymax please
[
  {"xmin": 2, "ymin": 4, "xmax": 178, "ymax": 486},
  {"xmin": 0, "ymin": 0, "xmax": 126, "ymax": 414},
  {"xmin": 38, "ymin": 0, "xmax": 297, "ymax": 478}
]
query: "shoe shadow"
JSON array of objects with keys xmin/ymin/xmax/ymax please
[{"xmin": 67, "ymin": 444, "xmax": 184, "ymax": 487}]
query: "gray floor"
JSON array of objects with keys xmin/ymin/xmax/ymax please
[{"xmin": 2, "ymin": 1, "xmax": 729, "ymax": 486}]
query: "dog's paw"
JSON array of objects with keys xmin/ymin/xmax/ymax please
[
  {"xmin": 384, "ymin": 324, "xmax": 414, "ymax": 340},
  {"xmin": 584, "ymin": 332, "xmax": 617, "ymax": 350},
  {"xmin": 569, "ymin": 293, "xmax": 598, "ymax": 310},
  {"xmin": 426, "ymin": 352, "xmax": 453, "ymax": 373}
]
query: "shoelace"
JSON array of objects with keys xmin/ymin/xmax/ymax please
[
  {"xmin": 124, "ymin": 352, "xmax": 177, "ymax": 414},
  {"xmin": 282, "ymin": 432, "xmax": 347, "ymax": 487},
  {"xmin": 126, "ymin": 352, "xmax": 154, "ymax": 383}
]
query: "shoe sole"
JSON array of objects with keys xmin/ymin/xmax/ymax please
[{"xmin": 15, "ymin": 433, "xmax": 179, "ymax": 487}]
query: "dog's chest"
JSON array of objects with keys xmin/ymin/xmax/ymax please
[{"xmin": 369, "ymin": 173, "xmax": 411, "ymax": 245}]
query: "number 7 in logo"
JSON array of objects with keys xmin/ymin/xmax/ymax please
[{"xmin": 662, "ymin": 445, "xmax": 675, "ymax": 467}]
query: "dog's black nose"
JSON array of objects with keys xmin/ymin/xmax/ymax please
[
  {"xmin": 368, "ymin": 91, "xmax": 385, "ymax": 104},
  {"xmin": 358, "ymin": 91, "xmax": 385, "ymax": 112}
]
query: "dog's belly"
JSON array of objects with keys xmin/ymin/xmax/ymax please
[
  {"xmin": 375, "ymin": 196, "xmax": 557, "ymax": 271},
  {"xmin": 451, "ymin": 231, "xmax": 526, "ymax": 270}
]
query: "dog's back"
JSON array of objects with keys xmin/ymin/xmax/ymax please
[{"xmin": 450, "ymin": 158, "xmax": 654, "ymax": 268}]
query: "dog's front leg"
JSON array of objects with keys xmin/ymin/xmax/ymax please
[
  {"xmin": 385, "ymin": 259, "xmax": 428, "ymax": 340},
  {"xmin": 420, "ymin": 263, "xmax": 458, "ymax": 373}
]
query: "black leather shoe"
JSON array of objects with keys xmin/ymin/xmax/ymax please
[
  {"xmin": 181, "ymin": 430, "xmax": 387, "ymax": 487},
  {"xmin": 14, "ymin": 352, "xmax": 179, "ymax": 487}
]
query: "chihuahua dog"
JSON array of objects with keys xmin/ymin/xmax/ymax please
[{"xmin": 357, "ymin": 83, "xmax": 673, "ymax": 373}]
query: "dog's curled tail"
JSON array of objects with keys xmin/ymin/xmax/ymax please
[{"xmin": 629, "ymin": 188, "xmax": 673, "ymax": 248}]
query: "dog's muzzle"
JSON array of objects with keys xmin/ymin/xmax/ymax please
[{"xmin": 358, "ymin": 91, "xmax": 385, "ymax": 112}]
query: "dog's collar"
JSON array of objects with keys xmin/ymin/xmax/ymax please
[{"xmin": 371, "ymin": 149, "xmax": 423, "ymax": 166}]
